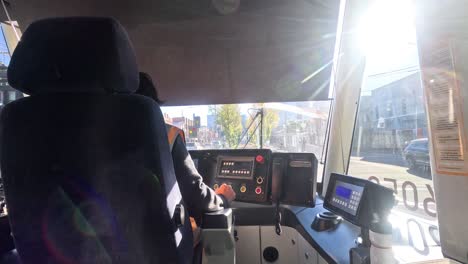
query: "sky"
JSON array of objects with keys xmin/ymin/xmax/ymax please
[{"xmin": 360, "ymin": 0, "xmax": 420, "ymax": 95}]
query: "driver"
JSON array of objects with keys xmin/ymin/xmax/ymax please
[{"xmin": 136, "ymin": 72, "xmax": 236, "ymax": 223}]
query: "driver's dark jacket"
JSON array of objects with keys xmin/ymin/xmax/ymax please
[{"xmin": 166, "ymin": 124, "xmax": 227, "ymax": 219}]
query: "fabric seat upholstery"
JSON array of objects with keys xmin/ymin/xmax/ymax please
[{"xmin": 0, "ymin": 17, "xmax": 193, "ymax": 264}]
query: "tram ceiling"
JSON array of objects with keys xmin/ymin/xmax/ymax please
[{"xmin": 6, "ymin": 0, "xmax": 340, "ymax": 105}]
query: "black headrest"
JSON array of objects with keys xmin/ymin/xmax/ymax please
[{"xmin": 7, "ymin": 17, "xmax": 139, "ymax": 95}]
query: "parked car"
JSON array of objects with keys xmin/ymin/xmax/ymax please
[{"xmin": 403, "ymin": 138, "xmax": 430, "ymax": 170}]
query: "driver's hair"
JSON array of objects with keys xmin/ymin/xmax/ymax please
[{"xmin": 136, "ymin": 72, "xmax": 164, "ymax": 104}]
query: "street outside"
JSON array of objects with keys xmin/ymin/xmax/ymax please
[{"xmin": 349, "ymin": 153, "xmax": 435, "ymax": 221}]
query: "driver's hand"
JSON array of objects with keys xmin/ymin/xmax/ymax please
[
  {"xmin": 190, "ymin": 217, "xmax": 201, "ymax": 247},
  {"xmin": 215, "ymin": 184, "xmax": 236, "ymax": 203}
]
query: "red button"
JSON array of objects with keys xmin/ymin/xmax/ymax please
[
  {"xmin": 256, "ymin": 155, "xmax": 265, "ymax": 164},
  {"xmin": 255, "ymin": 187, "xmax": 262, "ymax": 194}
]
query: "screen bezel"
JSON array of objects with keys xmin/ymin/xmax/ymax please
[
  {"xmin": 324, "ymin": 173, "xmax": 367, "ymax": 224},
  {"xmin": 215, "ymin": 156, "xmax": 256, "ymax": 180}
]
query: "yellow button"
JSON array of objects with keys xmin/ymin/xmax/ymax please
[
  {"xmin": 240, "ymin": 186, "xmax": 247, "ymax": 193},
  {"xmin": 213, "ymin": 184, "xmax": 219, "ymax": 190}
]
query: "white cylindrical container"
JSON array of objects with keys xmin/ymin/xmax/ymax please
[{"xmin": 369, "ymin": 226, "xmax": 394, "ymax": 264}]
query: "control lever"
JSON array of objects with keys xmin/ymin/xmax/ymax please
[{"xmin": 201, "ymin": 209, "xmax": 235, "ymax": 264}]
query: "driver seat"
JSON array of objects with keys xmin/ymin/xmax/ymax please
[{"xmin": 0, "ymin": 17, "xmax": 193, "ymax": 263}]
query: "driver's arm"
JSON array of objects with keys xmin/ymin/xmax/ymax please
[{"xmin": 171, "ymin": 136, "xmax": 235, "ymax": 217}]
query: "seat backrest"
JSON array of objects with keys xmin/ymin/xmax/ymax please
[{"xmin": 0, "ymin": 17, "xmax": 192, "ymax": 264}]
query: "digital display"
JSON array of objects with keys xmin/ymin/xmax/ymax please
[
  {"xmin": 336, "ymin": 186, "xmax": 352, "ymax": 199},
  {"xmin": 217, "ymin": 156, "xmax": 255, "ymax": 179},
  {"xmin": 329, "ymin": 181, "xmax": 364, "ymax": 216}
]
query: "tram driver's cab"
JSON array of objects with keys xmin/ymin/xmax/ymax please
[{"xmin": 0, "ymin": 0, "xmax": 467, "ymax": 264}]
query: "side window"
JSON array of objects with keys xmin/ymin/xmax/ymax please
[
  {"xmin": 349, "ymin": 0, "xmax": 441, "ymax": 262},
  {"xmin": 0, "ymin": 22, "xmax": 23, "ymax": 112}
]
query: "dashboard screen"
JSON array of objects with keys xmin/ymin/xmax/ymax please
[
  {"xmin": 329, "ymin": 180, "xmax": 364, "ymax": 216},
  {"xmin": 217, "ymin": 156, "xmax": 255, "ymax": 179}
]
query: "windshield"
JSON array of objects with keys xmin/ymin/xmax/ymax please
[{"xmin": 161, "ymin": 101, "xmax": 331, "ymax": 180}]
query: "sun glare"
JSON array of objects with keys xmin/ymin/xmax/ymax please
[{"xmin": 359, "ymin": 0, "xmax": 416, "ymax": 57}]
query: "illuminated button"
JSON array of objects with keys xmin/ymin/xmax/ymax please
[
  {"xmin": 256, "ymin": 177, "xmax": 264, "ymax": 184},
  {"xmin": 240, "ymin": 186, "xmax": 247, "ymax": 193},
  {"xmin": 255, "ymin": 187, "xmax": 262, "ymax": 194},
  {"xmin": 213, "ymin": 184, "xmax": 219, "ymax": 190},
  {"xmin": 255, "ymin": 155, "xmax": 265, "ymax": 164}
]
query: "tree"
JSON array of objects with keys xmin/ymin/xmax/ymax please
[
  {"xmin": 263, "ymin": 109, "xmax": 279, "ymax": 143},
  {"xmin": 217, "ymin": 104, "xmax": 242, "ymax": 148}
]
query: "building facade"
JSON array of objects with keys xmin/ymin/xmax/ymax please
[{"xmin": 353, "ymin": 72, "xmax": 427, "ymax": 153}]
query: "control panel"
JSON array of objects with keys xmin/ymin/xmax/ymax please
[
  {"xmin": 324, "ymin": 173, "xmax": 394, "ymax": 228},
  {"xmin": 191, "ymin": 149, "xmax": 272, "ymax": 203},
  {"xmin": 271, "ymin": 153, "xmax": 317, "ymax": 207},
  {"xmin": 329, "ymin": 181, "xmax": 364, "ymax": 216}
]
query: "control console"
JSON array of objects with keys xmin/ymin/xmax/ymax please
[
  {"xmin": 191, "ymin": 149, "xmax": 272, "ymax": 203},
  {"xmin": 324, "ymin": 173, "xmax": 395, "ymax": 228},
  {"xmin": 190, "ymin": 149, "xmax": 318, "ymax": 206}
]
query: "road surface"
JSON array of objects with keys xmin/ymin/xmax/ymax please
[{"xmin": 349, "ymin": 156, "xmax": 436, "ymax": 222}]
